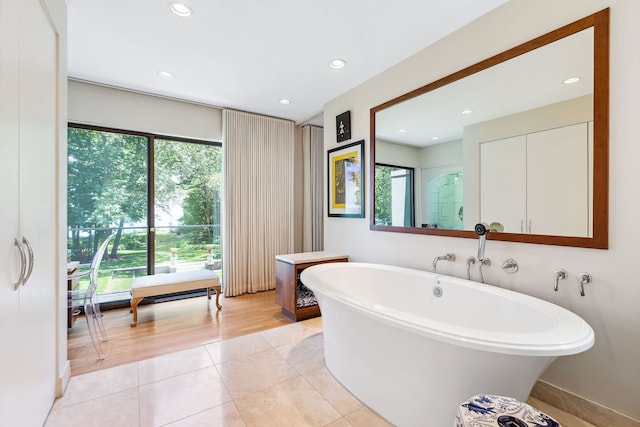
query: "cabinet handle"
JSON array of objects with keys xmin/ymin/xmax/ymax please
[
  {"xmin": 520, "ymin": 220, "xmax": 524, "ymax": 233},
  {"xmin": 13, "ymin": 238, "xmax": 27, "ymax": 290},
  {"xmin": 528, "ymin": 220, "xmax": 532, "ymax": 233},
  {"xmin": 22, "ymin": 237, "xmax": 34, "ymax": 285}
]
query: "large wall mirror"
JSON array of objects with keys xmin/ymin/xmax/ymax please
[{"xmin": 370, "ymin": 9, "xmax": 609, "ymax": 248}]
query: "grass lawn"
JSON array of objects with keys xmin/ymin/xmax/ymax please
[{"xmin": 72, "ymin": 235, "xmax": 221, "ymax": 294}]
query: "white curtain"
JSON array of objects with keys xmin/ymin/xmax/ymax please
[
  {"xmin": 222, "ymin": 110, "xmax": 295, "ymax": 296},
  {"xmin": 302, "ymin": 125, "xmax": 324, "ymax": 251}
]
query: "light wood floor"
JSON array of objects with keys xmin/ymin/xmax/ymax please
[{"xmin": 67, "ymin": 290, "xmax": 293, "ymax": 377}]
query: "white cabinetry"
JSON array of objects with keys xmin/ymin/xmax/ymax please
[
  {"xmin": 480, "ymin": 135, "xmax": 527, "ymax": 233},
  {"xmin": 0, "ymin": 0, "xmax": 61, "ymax": 424},
  {"xmin": 480, "ymin": 122, "xmax": 590, "ymax": 236}
]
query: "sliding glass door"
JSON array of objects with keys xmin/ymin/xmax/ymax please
[
  {"xmin": 67, "ymin": 125, "xmax": 222, "ymax": 304},
  {"xmin": 153, "ymin": 139, "xmax": 222, "ymax": 275}
]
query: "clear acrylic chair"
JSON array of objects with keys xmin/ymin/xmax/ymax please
[{"xmin": 68, "ymin": 234, "xmax": 114, "ymax": 360}]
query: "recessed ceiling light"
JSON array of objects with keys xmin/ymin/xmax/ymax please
[
  {"xmin": 329, "ymin": 59, "xmax": 347, "ymax": 69},
  {"xmin": 169, "ymin": 2, "xmax": 192, "ymax": 18},
  {"xmin": 431, "ymin": 136, "xmax": 440, "ymax": 141},
  {"xmin": 398, "ymin": 129, "xmax": 406, "ymax": 133},
  {"xmin": 279, "ymin": 99, "xmax": 291, "ymax": 105},
  {"xmin": 563, "ymin": 76, "xmax": 581, "ymax": 84},
  {"xmin": 461, "ymin": 109, "xmax": 473, "ymax": 115},
  {"xmin": 158, "ymin": 71, "xmax": 175, "ymax": 79}
]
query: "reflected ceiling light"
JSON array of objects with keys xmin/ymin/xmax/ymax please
[
  {"xmin": 431, "ymin": 136, "xmax": 440, "ymax": 141},
  {"xmin": 279, "ymin": 99, "xmax": 291, "ymax": 105},
  {"xmin": 563, "ymin": 76, "xmax": 581, "ymax": 84},
  {"xmin": 398, "ymin": 129, "xmax": 406, "ymax": 133},
  {"xmin": 329, "ymin": 59, "xmax": 347, "ymax": 69},
  {"xmin": 169, "ymin": 2, "xmax": 192, "ymax": 17},
  {"xmin": 157, "ymin": 71, "xmax": 175, "ymax": 79},
  {"xmin": 461, "ymin": 109, "xmax": 473, "ymax": 115}
]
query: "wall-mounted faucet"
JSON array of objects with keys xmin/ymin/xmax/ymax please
[
  {"xmin": 465, "ymin": 256, "xmax": 476, "ymax": 280},
  {"xmin": 577, "ymin": 272, "xmax": 592, "ymax": 296},
  {"xmin": 474, "ymin": 223, "xmax": 490, "ymax": 266},
  {"xmin": 432, "ymin": 253, "xmax": 455, "ymax": 272},
  {"xmin": 553, "ymin": 269, "xmax": 567, "ymax": 291}
]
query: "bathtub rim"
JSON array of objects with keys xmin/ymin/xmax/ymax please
[{"xmin": 301, "ymin": 262, "xmax": 595, "ymax": 357}]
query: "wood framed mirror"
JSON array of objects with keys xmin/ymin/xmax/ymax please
[{"xmin": 370, "ymin": 9, "xmax": 609, "ymax": 249}]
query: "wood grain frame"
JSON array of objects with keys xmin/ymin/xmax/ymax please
[{"xmin": 369, "ymin": 9, "xmax": 609, "ymax": 249}]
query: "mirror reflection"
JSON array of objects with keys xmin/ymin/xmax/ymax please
[{"xmin": 371, "ymin": 9, "xmax": 608, "ymax": 248}]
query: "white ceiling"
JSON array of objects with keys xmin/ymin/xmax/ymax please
[
  {"xmin": 376, "ymin": 27, "xmax": 594, "ymax": 146},
  {"xmin": 67, "ymin": 0, "xmax": 509, "ymax": 126}
]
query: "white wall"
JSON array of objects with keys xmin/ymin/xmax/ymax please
[
  {"xmin": 68, "ymin": 80, "xmax": 222, "ymax": 141},
  {"xmin": 323, "ymin": 0, "xmax": 640, "ymax": 420},
  {"xmin": 44, "ymin": 0, "xmax": 69, "ymax": 398}
]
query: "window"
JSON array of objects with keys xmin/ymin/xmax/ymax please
[
  {"xmin": 67, "ymin": 125, "xmax": 222, "ymax": 304},
  {"xmin": 374, "ymin": 164, "xmax": 415, "ymax": 227}
]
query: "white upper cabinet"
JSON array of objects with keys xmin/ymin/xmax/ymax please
[
  {"xmin": 480, "ymin": 135, "xmax": 527, "ymax": 233},
  {"xmin": 480, "ymin": 122, "xmax": 591, "ymax": 237},
  {"xmin": 526, "ymin": 123, "xmax": 590, "ymax": 236}
]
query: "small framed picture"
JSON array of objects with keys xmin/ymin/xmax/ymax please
[
  {"xmin": 327, "ymin": 140, "xmax": 364, "ymax": 218},
  {"xmin": 336, "ymin": 111, "xmax": 351, "ymax": 142}
]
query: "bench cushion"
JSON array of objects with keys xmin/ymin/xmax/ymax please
[{"xmin": 131, "ymin": 270, "xmax": 220, "ymax": 298}]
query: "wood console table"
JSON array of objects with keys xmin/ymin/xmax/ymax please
[{"xmin": 275, "ymin": 251, "xmax": 348, "ymax": 321}]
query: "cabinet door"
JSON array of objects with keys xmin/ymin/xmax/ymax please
[
  {"xmin": 0, "ymin": 0, "xmax": 58, "ymax": 424},
  {"xmin": 527, "ymin": 123, "xmax": 589, "ymax": 236},
  {"xmin": 0, "ymin": 0, "xmax": 24, "ymax": 418},
  {"xmin": 480, "ymin": 136, "xmax": 527, "ymax": 233}
]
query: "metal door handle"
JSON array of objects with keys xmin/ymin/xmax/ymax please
[
  {"xmin": 13, "ymin": 238, "xmax": 27, "ymax": 289},
  {"xmin": 22, "ymin": 237, "xmax": 34, "ymax": 285}
]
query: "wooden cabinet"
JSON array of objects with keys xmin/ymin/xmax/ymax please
[
  {"xmin": 275, "ymin": 252, "xmax": 348, "ymax": 321},
  {"xmin": 0, "ymin": 0, "xmax": 64, "ymax": 424}
]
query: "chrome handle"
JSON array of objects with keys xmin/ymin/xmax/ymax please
[
  {"xmin": 520, "ymin": 220, "xmax": 524, "ymax": 233},
  {"xmin": 13, "ymin": 238, "xmax": 27, "ymax": 289},
  {"xmin": 577, "ymin": 272, "xmax": 592, "ymax": 296},
  {"xmin": 22, "ymin": 237, "xmax": 34, "ymax": 285},
  {"xmin": 501, "ymin": 258, "xmax": 518, "ymax": 273},
  {"xmin": 553, "ymin": 269, "xmax": 567, "ymax": 291},
  {"xmin": 528, "ymin": 220, "xmax": 532, "ymax": 233}
]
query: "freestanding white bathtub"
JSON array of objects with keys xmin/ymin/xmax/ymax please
[{"xmin": 300, "ymin": 262, "xmax": 594, "ymax": 427}]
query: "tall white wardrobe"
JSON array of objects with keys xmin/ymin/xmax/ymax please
[{"xmin": 0, "ymin": 0, "xmax": 67, "ymax": 425}]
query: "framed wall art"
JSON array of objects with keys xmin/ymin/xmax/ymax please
[
  {"xmin": 328, "ymin": 140, "xmax": 364, "ymax": 218},
  {"xmin": 336, "ymin": 110, "xmax": 351, "ymax": 142}
]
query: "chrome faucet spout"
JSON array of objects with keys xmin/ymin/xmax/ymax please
[
  {"xmin": 432, "ymin": 253, "xmax": 455, "ymax": 272},
  {"xmin": 577, "ymin": 272, "xmax": 592, "ymax": 296},
  {"xmin": 553, "ymin": 269, "xmax": 567, "ymax": 291}
]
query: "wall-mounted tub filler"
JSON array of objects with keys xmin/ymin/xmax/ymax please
[
  {"xmin": 554, "ymin": 269, "xmax": 567, "ymax": 291},
  {"xmin": 578, "ymin": 272, "xmax": 592, "ymax": 296},
  {"xmin": 474, "ymin": 223, "xmax": 490, "ymax": 266},
  {"xmin": 432, "ymin": 252, "xmax": 455, "ymax": 272},
  {"xmin": 465, "ymin": 256, "xmax": 476, "ymax": 280},
  {"xmin": 474, "ymin": 223, "xmax": 491, "ymax": 282}
]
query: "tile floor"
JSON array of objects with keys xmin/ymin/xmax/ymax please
[
  {"xmin": 47, "ymin": 318, "xmax": 392, "ymax": 427},
  {"xmin": 47, "ymin": 317, "xmax": 592, "ymax": 427}
]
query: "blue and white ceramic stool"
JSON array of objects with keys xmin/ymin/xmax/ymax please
[{"xmin": 455, "ymin": 394, "xmax": 560, "ymax": 427}]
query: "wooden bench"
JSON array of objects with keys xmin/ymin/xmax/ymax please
[{"xmin": 130, "ymin": 270, "xmax": 222, "ymax": 326}]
